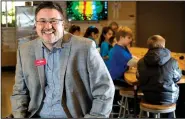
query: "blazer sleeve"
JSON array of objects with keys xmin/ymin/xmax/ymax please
[
  {"xmin": 10, "ymin": 48, "xmax": 30, "ymax": 118},
  {"xmin": 84, "ymin": 41, "xmax": 115, "ymax": 118}
]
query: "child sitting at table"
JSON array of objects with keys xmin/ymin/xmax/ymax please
[
  {"xmin": 108, "ymin": 26, "xmax": 139, "ymax": 116},
  {"xmin": 108, "ymin": 26, "xmax": 138, "ymax": 87},
  {"xmin": 136, "ymin": 35, "xmax": 182, "ymax": 118},
  {"xmin": 84, "ymin": 26, "xmax": 99, "ymax": 48},
  {"xmin": 68, "ymin": 24, "xmax": 81, "ymax": 36},
  {"xmin": 99, "ymin": 26, "xmax": 114, "ymax": 67}
]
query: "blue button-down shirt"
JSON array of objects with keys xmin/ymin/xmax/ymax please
[{"xmin": 37, "ymin": 42, "xmax": 67, "ymax": 118}]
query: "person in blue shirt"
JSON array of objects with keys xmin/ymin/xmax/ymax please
[
  {"xmin": 99, "ymin": 26, "xmax": 114, "ymax": 67},
  {"xmin": 108, "ymin": 26, "xmax": 138, "ymax": 115},
  {"xmin": 84, "ymin": 26, "xmax": 99, "ymax": 48},
  {"xmin": 108, "ymin": 26, "xmax": 138, "ymax": 87}
]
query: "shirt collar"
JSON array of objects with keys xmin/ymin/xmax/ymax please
[
  {"xmin": 53, "ymin": 38, "xmax": 62, "ymax": 48},
  {"xmin": 41, "ymin": 38, "xmax": 63, "ymax": 52}
]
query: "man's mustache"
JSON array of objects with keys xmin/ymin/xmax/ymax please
[{"xmin": 42, "ymin": 29, "xmax": 56, "ymax": 33}]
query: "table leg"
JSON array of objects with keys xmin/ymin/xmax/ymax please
[{"xmin": 134, "ymin": 85, "xmax": 138, "ymax": 117}]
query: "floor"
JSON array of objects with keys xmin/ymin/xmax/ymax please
[{"xmin": 1, "ymin": 69, "xmax": 15, "ymax": 118}]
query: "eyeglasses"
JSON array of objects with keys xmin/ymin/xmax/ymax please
[{"xmin": 36, "ymin": 19, "xmax": 63, "ymax": 25}]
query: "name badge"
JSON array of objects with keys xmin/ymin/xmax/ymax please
[{"xmin": 34, "ymin": 59, "xmax": 46, "ymax": 66}]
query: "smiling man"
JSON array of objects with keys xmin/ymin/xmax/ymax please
[{"xmin": 10, "ymin": 2, "xmax": 115, "ymax": 118}]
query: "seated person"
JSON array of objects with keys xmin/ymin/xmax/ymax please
[
  {"xmin": 108, "ymin": 26, "xmax": 138, "ymax": 87},
  {"xmin": 84, "ymin": 26, "xmax": 99, "ymax": 48},
  {"xmin": 109, "ymin": 21, "xmax": 119, "ymax": 32},
  {"xmin": 137, "ymin": 35, "xmax": 182, "ymax": 118},
  {"xmin": 68, "ymin": 25, "xmax": 81, "ymax": 36},
  {"xmin": 99, "ymin": 26, "xmax": 114, "ymax": 67},
  {"xmin": 108, "ymin": 26, "xmax": 138, "ymax": 114}
]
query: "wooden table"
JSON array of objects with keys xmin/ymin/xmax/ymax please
[{"xmin": 125, "ymin": 68, "xmax": 185, "ymax": 85}]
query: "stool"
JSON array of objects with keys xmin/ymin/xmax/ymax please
[
  {"xmin": 118, "ymin": 87, "xmax": 143, "ymax": 118},
  {"xmin": 139, "ymin": 101, "xmax": 176, "ymax": 118},
  {"xmin": 115, "ymin": 85, "xmax": 125, "ymax": 90},
  {"xmin": 110, "ymin": 85, "xmax": 125, "ymax": 118}
]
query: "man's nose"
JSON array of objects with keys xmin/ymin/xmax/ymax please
[{"xmin": 44, "ymin": 22, "xmax": 53, "ymax": 29}]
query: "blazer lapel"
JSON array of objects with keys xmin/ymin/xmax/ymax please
[
  {"xmin": 60, "ymin": 33, "xmax": 72, "ymax": 96},
  {"xmin": 35, "ymin": 39, "xmax": 45, "ymax": 92},
  {"xmin": 59, "ymin": 34, "xmax": 73, "ymax": 117}
]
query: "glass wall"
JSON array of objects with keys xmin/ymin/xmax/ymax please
[{"xmin": 1, "ymin": 1, "xmax": 26, "ymax": 27}]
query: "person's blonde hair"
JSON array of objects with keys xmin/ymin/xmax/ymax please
[
  {"xmin": 116, "ymin": 26, "xmax": 133, "ymax": 42},
  {"xmin": 147, "ymin": 35, "xmax": 165, "ymax": 49}
]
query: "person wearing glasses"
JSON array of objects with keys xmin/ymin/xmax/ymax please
[{"xmin": 10, "ymin": 2, "xmax": 115, "ymax": 118}]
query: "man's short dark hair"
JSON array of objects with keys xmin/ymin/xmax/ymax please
[{"xmin": 35, "ymin": 1, "xmax": 64, "ymax": 19}]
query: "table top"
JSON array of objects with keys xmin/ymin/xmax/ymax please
[
  {"xmin": 125, "ymin": 47, "xmax": 185, "ymax": 85},
  {"xmin": 124, "ymin": 68, "xmax": 185, "ymax": 85}
]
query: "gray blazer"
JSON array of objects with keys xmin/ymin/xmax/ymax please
[{"xmin": 11, "ymin": 33, "xmax": 115, "ymax": 118}]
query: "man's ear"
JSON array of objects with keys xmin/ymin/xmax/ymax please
[
  {"xmin": 33, "ymin": 24, "xmax": 36, "ymax": 30},
  {"xmin": 63, "ymin": 21, "xmax": 69, "ymax": 30},
  {"xmin": 62, "ymin": 20, "xmax": 66, "ymax": 26}
]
